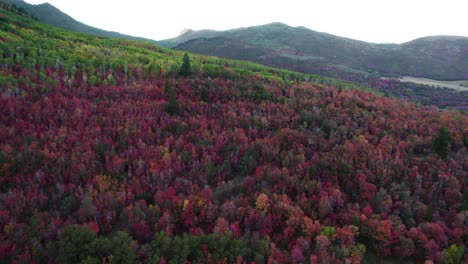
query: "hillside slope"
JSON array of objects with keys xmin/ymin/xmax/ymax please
[
  {"xmin": 0, "ymin": 0, "xmax": 158, "ymax": 44},
  {"xmin": 167, "ymin": 22, "xmax": 468, "ymax": 81},
  {"xmin": 0, "ymin": 5, "xmax": 467, "ymax": 264},
  {"xmin": 2, "ymin": 2, "xmax": 466, "ymax": 109}
]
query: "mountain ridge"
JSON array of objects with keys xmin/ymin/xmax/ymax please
[
  {"xmin": 165, "ymin": 22, "xmax": 468, "ymax": 47},
  {"xmin": 2, "ymin": 1, "xmax": 467, "ymax": 81},
  {"xmin": 164, "ymin": 22, "xmax": 468, "ymax": 81},
  {"xmin": 0, "ymin": 0, "xmax": 159, "ymax": 44},
  {"xmin": 4, "ymin": 0, "xmax": 467, "ymax": 81}
]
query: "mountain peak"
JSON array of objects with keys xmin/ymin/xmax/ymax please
[
  {"xmin": 36, "ymin": 2, "xmax": 54, "ymax": 7},
  {"xmin": 264, "ymin": 22, "xmax": 289, "ymax": 27},
  {"xmin": 178, "ymin": 28, "xmax": 194, "ymax": 37}
]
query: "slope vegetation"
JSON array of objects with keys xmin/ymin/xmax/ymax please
[
  {"xmin": 168, "ymin": 23, "xmax": 468, "ymax": 110},
  {"xmin": 0, "ymin": 0, "xmax": 158, "ymax": 44},
  {"xmin": 0, "ymin": 5, "xmax": 467, "ymax": 264}
]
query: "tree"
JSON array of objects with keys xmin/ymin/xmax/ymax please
[
  {"xmin": 201, "ymin": 86, "xmax": 209, "ymax": 102},
  {"xmin": 57, "ymin": 225, "xmax": 97, "ymax": 263},
  {"xmin": 432, "ymin": 127, "xmax": 451, "ymax": 158},
  {"xmin": 166, "ymin": 87, "xmax": 180, "ymax": 116},
  {"xmin": 87, "ymin": 75, "xmax": 100, "ymax": 86},
  {"xmin": 94, "ymin": 231, "xmax": 136, "ymax": 264},
  {"xmin": 423, "ymin": 205, "xmax": 433, "ymax": 222},
  {"xmin": 56, "ymin": 225, "xmax": 135, "ymax": 264},
  {"xmin": 463, "ymin": 191, "xmax": 468, "ymax": 211},
  {"xmin": 255, "ymin": 193, "xmax": 269, "ymax": 212},
  {"xmin": 150, "ymin": 231, "xmax": 250, "ymax": 263},
  {"xmin": 179, "ymin": 53, "xmax": 191, "ymax": 77},
  {"xmin": 442, "ymin": 244, "xmax": 464, "ymax": 264}
]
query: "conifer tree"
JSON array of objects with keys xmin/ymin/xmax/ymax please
[
  {"xmin": 166, "ymin": 84, "xmax": 180, "ymax": 116},
  {"xmin": 179, "ymin": 53, "xmax": 191, "ymax": 77},
  {"xmin": 432, "ymin": 127, "xmax": 451, "ymax": 158},
  {"xmin": 201, "ymin": 86, "xmax": 209, "ymax": 102}
]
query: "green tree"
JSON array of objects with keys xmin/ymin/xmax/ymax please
[
  {"xmin": 87, "ymin": 75, "xmax": 100, "ymax": 86},
  {"xmin": 94, "ymin": 231, "xmax": 136, "ymax": 264},
  {"xmin": 179, "ymin": 53, "xmax": 191, "ymax": 77},
  {"xmin": 320, "ymin": 226, "xmax": 336, "ymax": 237},
  {"xmin": 443, "ymin": 244, "xmax": 464, "ymax": 264},
  {"xmin": 150, "ymin": 232, "xmax": 172, "ymax": 263},
  {"xmin": 432, "ymin": 127, "xmax": 451, "ymax": 158},
  {"xmin": 57, "ymin": 225, "xmax": 97, "ymax": 263},
  {"xmin": 423, "ymin": 205, "xmax": 433, "ymax": 222},
  {"xmin": 56, "ymin": 225, "xmax": 135, "ymax": 264},
  {"xmin": 166, "ymin": 85, "xmax": 180, "ymax": 116},
  {"xmin": 201, "ymin": 86, "xmax": 209, "ymax": 102},
  {"xmin": 463, "ymin": 191, "xmax": 468, "ymax": 211},
  {"xmin": 150, "ymin": 232, "xmax": 250, "ymax": 263},
  {"xmin": 96, "ymin": 141, "xmax": 106, "ymax": 166}
]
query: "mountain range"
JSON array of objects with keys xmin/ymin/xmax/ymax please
[
  {"xmin": 162, "ymin": 22, "xmax": 468, "ymax": 81},
  {"xmin": 4, "ymin": 1, "xmax": 467, "ymax": 81}
]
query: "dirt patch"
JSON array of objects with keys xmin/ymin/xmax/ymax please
[{"xmin": 398, "ymin": 76, "xmax": 468, "ymax": 92}]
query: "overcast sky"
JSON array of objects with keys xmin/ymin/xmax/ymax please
[{"xmin": 25, "ymin": 0, "xmax": 468, "ymax": 43}]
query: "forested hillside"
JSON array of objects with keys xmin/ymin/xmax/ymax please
[
  {"xmin": 0, "ymin": 0, "xmax": 159, "ymax": 44},
  {"xmin": 0, "ymin": 4, "xmax": 467, "ymax": 264},
  {"xmin": 170, "ymin": 23, "xmax": 468, "ymax": 111}
]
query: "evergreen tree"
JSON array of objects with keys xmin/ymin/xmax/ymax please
[
  {"xmin": 166, "ymin": 84, "xmax": 180, "ymax": 116},
  {"xmin": 432, "ymin": 127, "xmax": 451, "ymax": 158},
  {"xmin": 201, "ymin": 86, "xmax": 209, "ymax": 102},
  {"xmin": 423, "ymin": 205, "xmax": 433, "ymax": 222},
  {"xmin": 463, "ymin": 191, "xmax": 468, "ymax": 211},
  {"xmin": 179, "ymin": 53, "xmax": 191, "ymax": 77}
]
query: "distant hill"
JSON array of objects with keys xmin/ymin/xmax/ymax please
[
  {"xmin": 158, "ymin": 28, "xmax": 219, "ymax": 48},
  {"xmin": 165, "ymin": 22, "xmax": 468, "ymax": 80},
  {"xmin": 0, "ymin": 0, "xmax": 158, "ymax": 44}
]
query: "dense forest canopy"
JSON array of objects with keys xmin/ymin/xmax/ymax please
[{"xmin": 0, "ymin": 4, "xmax": 467, "ymax": 264}]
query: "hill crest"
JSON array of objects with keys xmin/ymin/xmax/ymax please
[
  {"xmin": 164, "ymin": 22, "xmax": 468, "ymax": 81},
  {"xmin": 0, "ymin": 0, "xmax": 159, "ymax": 43}
]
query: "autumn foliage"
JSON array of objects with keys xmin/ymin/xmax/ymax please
[{"xmin": 0, "ymin": 5, "xmax": 467, "ymax": 264}]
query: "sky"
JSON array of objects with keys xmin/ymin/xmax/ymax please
[{"xmin": 25, "ymin": 0, "xmax": 468, "ymax": 44}]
